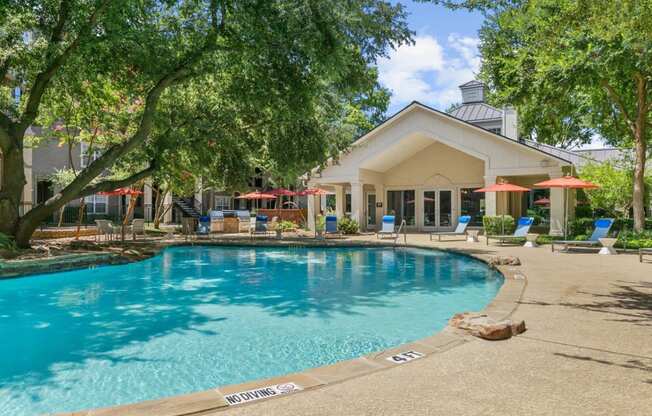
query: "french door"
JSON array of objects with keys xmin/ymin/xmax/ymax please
[{"xmin": 422, "ymin": 189, "xmax": 454, "ymax": 231}]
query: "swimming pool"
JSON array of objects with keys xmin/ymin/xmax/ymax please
[{"xmin": 0, "ymin": 245, "xmax": 503, "ymax": 414}]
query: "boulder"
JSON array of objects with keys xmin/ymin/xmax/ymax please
[
  {"xmin": 472, "ymin": 322, "xmax": 513, "ymax": 341},
  {"xmin": 510, "ymin": 319, "xmax": 527, "ymax": 335},
  {"xmin": 488, "ymin": 256, "xmax": 521, "ymax": 266},
  {"xmin": 449, "ymin": 312, "xmax": 526, "ymax": 341}
]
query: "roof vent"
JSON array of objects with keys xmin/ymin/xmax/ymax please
[{"xmin": 459, "ymin": 80, "xmax": 486, "ymax": 104}]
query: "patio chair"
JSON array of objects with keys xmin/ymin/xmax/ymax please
[
  {"xmin": 377, "ymin": 215, "xmax": 397, "ymax": 239},
  {"xmin": 639, "ymin": 248, "xmax": 652, "ymax": 263},
  {"xmin": 197, "ymin": 216, "xmax": 211, "ymax": 236},
  {"xmin": 131, "ymin": 219, "xmax": 145, "ymax": 240},
  {"xmin": 236, "ymin": 210, "xmax": 252, "ymax": 233},
  {"xmin": 324, "ymin": 215, "xmax": 341, "ymax": 237},
  {"xmin": 430, "ymin": 215, "xmax": 471, "ymax": 241},
  {"xmin": 95, "ymin": 219, "xmax": 114, "ymax": 241},
  {"xmin": 251, "ymin": 215, "xmax": 271, "ymax": 237},
  {"xmin": 551, "ymin": 218, "xmax": 615, "ymax": 252},
  {"xmin": 486, "ymin": 217, "xmax": 534, "ymax": 245}
]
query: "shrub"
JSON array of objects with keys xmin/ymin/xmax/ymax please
[
  {"xmin": 482, "ymin": 215, "xmax": 515, "ymax": 235},
  {"xmin": 337, "ymin": 217, "xmax": 360, "ymax": 234},
  {"xmin": 0, "ymin": 233, "xmax": 17, "ymax": 251},
  {"xmin": 574, "ymin": 204, "xmax": 593, "ymax": 218},
  {"xmin": 276, "ymin": 220, "xmax": 296, "ymax": 232},
  {"xmin": 315, "ymin": 215, "xmax": 325, "ymax": 232},
  {"xmin": 568, "ymin": 217, "xmax": 595, "ymax": 237},
  {"xmin": 616, "ymin": 230, "xmax": 652, "ymax": 249}
]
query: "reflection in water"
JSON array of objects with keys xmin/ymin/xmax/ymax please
[{"xmin": 0, "ymin": 246, "xmax": 502, "ymax": 415}]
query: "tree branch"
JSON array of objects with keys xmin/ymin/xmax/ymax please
[
  {"xmin": 601, "ymin": 79, "xmax": 635, "ymax": 136},
  {"xmin": 16, "ymin": 0, "xmax": 109, "ymax": 137},
  {"xmin": 78, "ymin": 164, "xmax": 157, "ymax": 198}
]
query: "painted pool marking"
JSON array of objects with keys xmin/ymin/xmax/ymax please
[
  {"xmin": 386, "ymin": 350, "xmax": 425, "ymax": 364},
  {"xmin": 223, "ymin": 382, "xmax": 303, "ymax": 405}
]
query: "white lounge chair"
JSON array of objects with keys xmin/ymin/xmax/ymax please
[
  {"xmin": 236, "ymin": 210, "xmax": 251, "ymax": 233},
  {"xmin": 430, "ymin": 215, "xmax": 471, "ymax": 241},
  {"xmin": 377, "ymin": 215, "xmax": 397, "ymax": 239},
  {"xmin": 486, "ymin": 217, "xmax": 534, "ymax": 245},
  {"xmin": 551, "ymin": 218, "xmax": 615, "ymax": 252},
  {"xmin": 131, "ymin": 219, "xmax": 145, "ymax": 239}
]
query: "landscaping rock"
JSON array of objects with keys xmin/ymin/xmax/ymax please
[
  {"xmin": 472, "ymin": 322, "xmax": 513, "ymax": 341},
  {"xmin": 449, "ymin": 312, "xmax": 526, "ymax": 341},
  {"xmin": 69, "ymin": 240, "xmax": 102, "ymax": 251},
  {"xmin": 488, "ymin": 256, "xmax": 521, "ymax": 266},
  {"xmin": 511, "ymin": 319, "xmax": 527, "ymax": 335}
]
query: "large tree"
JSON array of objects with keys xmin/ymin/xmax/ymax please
[
  {"xmin": 431, "ymin": 0, "xmax": 652, "ymax": 231},
  {"xmin": 0, "ymin": 0, "xmax": 411, "ymax": 247}
]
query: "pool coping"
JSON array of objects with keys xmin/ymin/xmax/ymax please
[{"xmin": 38, "ymin": 239, "xmax": 526, "ymax": 416}]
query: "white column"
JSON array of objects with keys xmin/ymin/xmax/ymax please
[
  {"xmin": 163, "ymin": 192, "xmax": 173, "ymax": 224},
  {"xmin": 375, "ymin": 184, "xmax": 385, "ymax": 231},
  {"xmin": 483, "ymin": 175, "xmax": 497, "ymax": 216},
  {"xmin": 548, "ymin": 170, "xmax": 565, "ymax": 236},
  {"xmin": 350, "ymin": 182, "xmax": 363, "ymax": 226},
  {"xmin": 307, "ymin": 194, "xmax": 320, "ymax": 231},
  {"xmin": 143, "ymin": 180, "xmax": 153, "ymax": 221},
  {"xmin": 334, "ymin": 185, "xmax": 345, "ymax": 219}
]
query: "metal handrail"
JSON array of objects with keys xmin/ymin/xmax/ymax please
[{"xmin": 395, "ymin": 219, "xmax": 407, "ymax": 245}]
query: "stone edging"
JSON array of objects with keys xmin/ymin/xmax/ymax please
[
  {"xmin": 0, "ymin": 252, "xmax": 123, "ymax": 279},
  {"xmin": 25, "ymin": 240, "xmax": 525, "ymax": 416}
]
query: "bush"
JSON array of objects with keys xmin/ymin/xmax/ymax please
[
  {"xmin": 0, "ymin": 233, "xmax": 17, "ymax": 251},
  {"xmin": 617, "ymin": 230, "xmax": 652, "ymax": 249},
  {"xmin": 337, "ymin": 217, "xmax": 359, "ymax": 234},
  {"xmin": 483, "ymin": 215, "xmax": 515, "ymax": 235},
  {"xmin": 276, "ymin": 220, "xmax": 296, "ymax": 232},
  {"xmin": 574, "ymin": 204, "xmax": 593, "ymax": 218},
  {"xmin": 568, "ymin": 217, "xmax": 595, "ymax": 237}
]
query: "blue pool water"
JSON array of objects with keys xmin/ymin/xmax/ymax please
[{"xmin": 0, "ymin": 246, "xmax": 502, "ymax": 415}]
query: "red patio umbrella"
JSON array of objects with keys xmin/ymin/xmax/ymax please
[
  {"xmin": 268, "ymin": 188, "xmax": 298, "ymax": 210},
  {"xmin": 235, "ymin": 191, "xmax": 277, "ymax": 199},
  {"xmin": 236, "ymin": 191, "xmax": 277, "ymax": 210},
  {"xmin": 298, "ymin": 187, "xmax": 329, "ymax": 196},
  {"xmin": 98, "ymin": 187, "xmax": 143, "ymax": 196},
  {"xmin": 534, "ymin": 176, "xmax": 600, "ymax": 239},
  {"xmin": 474, "ymin": 182, "xmax": 531, "ymax": 235},
  {"xmin": 534, "ymin": 197, "xmax": 550, "ymax": 206}
]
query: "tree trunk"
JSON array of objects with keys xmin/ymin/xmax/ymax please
[
  {"xmin": 0, "ymin": 146, "xmax": 27, "ymax": 238},
  {"xmin": 75, "ymin": 198, "xmax": 86, "ymax": 239},
  {"xmin": 632, "ymin": 135, "xmax": 647, "ymax": 232}
]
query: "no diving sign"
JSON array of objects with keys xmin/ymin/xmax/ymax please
[
  {"xmin": 386, "ymin": 350, "xmax": 424, "ymax": 364},
  {"xmin": 223, "ymin": 382, "xmax": 302, "ymax": 406}
]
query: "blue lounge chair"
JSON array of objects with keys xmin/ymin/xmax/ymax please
[
  {"xmin": 377, "ymin": 215, "xmax": 397, "ymax": 239},
  {"xmin": 430, "ymin": 215, "xmax": 471, "ymax": 241},
  {"xmin": 197, "ymin": 216, "xmax": 210, "ymax": 236},
  {"xmin": 324, "ymin": 215, "xmax": 341, "ymax": 237},
  {"xmin": 551, "ymin": 218, "xmax": 615, "ymax": 252},
  {"xmin": 251, "ymin": 214, "xmax": 271, "ymax": 237},
  {"xmin": 486, "ymin": 217, "xmax": 534, "ymax": 245}
]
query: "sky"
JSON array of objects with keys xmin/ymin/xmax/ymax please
[{"xmin": 378, "ymin": 1, "xmax": 485, "ymax": 114}]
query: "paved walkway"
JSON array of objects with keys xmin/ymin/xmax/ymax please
[{"xmin": 213, "ymin": 234, "xmax": 652, "ymax": 416}]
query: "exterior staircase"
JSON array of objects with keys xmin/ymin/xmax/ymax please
[{"xmin": 172, "ymin": 196, "xmax": 201, "ymax": 218}]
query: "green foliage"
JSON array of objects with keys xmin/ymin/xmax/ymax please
[
  {"xmin": 574, "ymin": 204, "xmax": 593, "ymax": 219},
  {"xmin": 337, "ymin": 217, "xmax": 360, "ymax": 234},
  {"xmin": 579, "ymin": 161, "xmax": 633, "ymax": 216},
  {"xmin": 526, "ymin": 207, "xmax": 547, "ymax": 226},
  {"xmin": 483, "ymin": 215, "xmax": 515, "ymax": 235},
  {"xmin": 276, "ymin": 220, "xmax": 296, "ymax": 233},
  {"xmin": 1, "ymin": 0, "xmax": 414, "ymax": 244},
  {"xmin": 0, "ymin": 232, "xmax": 17, "ymax": 251},
  {"xmin": 616, "ymin": 230, "xmax": 652, "ymax": 249},
  {"xmin": 316, "ymin": 215, "xmax": 326, "ymax": 232}
]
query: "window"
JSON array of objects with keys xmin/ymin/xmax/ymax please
[
  {"xmin": 460, "ymin": 188, "xmax": 485, "ymax": 226},
  {"xmin": 487, "ymin": 127, "xmax": 501, "ymax": 135},
  {"xmin": 80, "ymin": 142, "xmax": 101, "ymax": 168},
  {"xmin": 214, "ymin": 195, "xmax": 231, "ymax": 211},
  {"xmin": 387, "ymin": 190, "xmax": 415, "ymax": 226},
  {"xmin": 84, "ymin": 194, "xmax": 108, "ymax": 214},
  {"xmin": 345, "ymin": 193, "xmax": 351, "ymax": 214}
]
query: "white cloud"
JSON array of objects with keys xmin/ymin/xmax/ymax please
[{"xmin": 378, "ymin": 33, "xmax": 481, "ymax": 112}]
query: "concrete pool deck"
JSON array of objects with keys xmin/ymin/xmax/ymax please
[{"xmin": 57, "ymin": 234, "xmax": 651, "ymax": 415}]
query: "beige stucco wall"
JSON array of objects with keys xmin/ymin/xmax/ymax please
[{"xmin": 383, "ymin": 142, "xmax": 484, "ymax": 188}]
